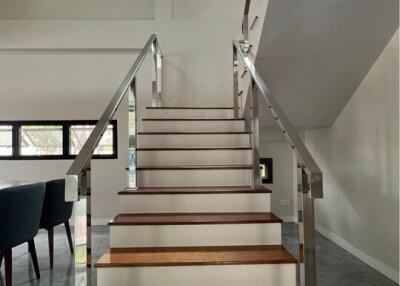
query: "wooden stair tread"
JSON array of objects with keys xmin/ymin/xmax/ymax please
[
  {"xmin": 137, "ymin": 165, "xmax": 252, "ymax": 170},
  {"xmin": 138, "ymin": 131, "xmax": 251, "ymax": 135},
  {"xmin": 142, "ymin": 118, "xmax": 243, "ymax": 121},
  {"xmin": 137, "ymin": 147, "xmax": 252, "ymax": 151},
  {"xmin": 146, "ymin": 107, "xmax": 234, "ymax": 110},
  {"xmin": 109, "ymin": 212, "xmax": 282, "ymax": 225},
  {"xmin": 95, "ymin": 245, "xmax": 297, "ymax": 267},
  {"xmin": 119, "ymin": 186, "xmax": 272, "ymax": 195}
]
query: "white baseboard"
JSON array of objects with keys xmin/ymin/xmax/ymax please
[
  {"xmin": 92, "ymin": 218, "xmax": 111, "ymax": 226},
  {"xmin": 316, "ymin": 224, "xmax": 399, "ymax": 283},
  {"xmin": 69, "ymin": 218, "xmax": 111, "ymax": 226}
]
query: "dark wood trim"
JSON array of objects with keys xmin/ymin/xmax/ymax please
[
  {"xmin": 48, "ymin": 228, "xmax": 54, "ymax": 269},
  {"xmin": 65, "ymin": 221, "xmax": 74, "ymax": 255},
  {"xmin": 28, "ymin": 239, "xmax": 40, "ymax": 279},
  {"xmin": 146, "ymin": 107, "xmax": 234, "ymax": 110},
  {"xmin": 109, "ymin": 212, "xmax": 282, "ymax": 226},
  {"xmin": 4, "ymin": 248, "xmax": 11, "ymax": 286},
  {"xmin": 137, "ymin": 165, "xmax": 252, "ymax": 171},
  {"xmin": 95, "ymin": 245, "xmax": 297, "ymax": 268},
  {"xmin": 137, "ymin": 147, "xmax": 252, "ymax": 151},
  {"xmin": 138, "ymin": 132, "xmax": 251, "ymax": 135},
  {"xmin": 142, "ymin": 118, "xmax": 244, "ymax": 121},
  {"xmin": 119, "ymin": 186, "xmax": 272, "ymax": 195}
]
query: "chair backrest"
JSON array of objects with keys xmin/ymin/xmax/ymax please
[
  {"xmin": 0, "ymin": 182, "xmax": 45, "ymax": 251},
  {"xmin": 40, "ymin": 179, "xmax": 73, "ymax": 230}
]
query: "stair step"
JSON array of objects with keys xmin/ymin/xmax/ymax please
[
  {"xmin": 109, "ymin": 212, "xmax": 282, "ymax": 225},
  {"xmin": 108, "ymin": 213, "xmax": 282, "ymax": 247},
  {"xmin": 137, "ymin": 132, "xmax": 251, "ymax": 148},
  {"xmin": 141, "ymin": 118, "xmax": 245, "ymax": 132},
  {"xmin": 146, "ymin": 107, "xmax": 234, "ymax": 109},
  {"xmin": 142, "ymin": 118, "xmax": 243, "ymax": 121},
  {"xmin": 137, "ymin": 147, "xmax": 252, "ymax": 150},
  {"xmin": 137, "ymin": 165, "xmax": 252, "ymax": 170},
  {"xmin": 96, "ymin": 245, "xmax": 297, "ymax": 267},
  {"xmin": 145, "ymin": 107, "xmax": 235, "ymax": 119},
  {"xmin": 138, "ymin": 132, "xmax": 250, "ymax": 134},
  {"xmin": 118, "ymin": 187, "xmax": 271, "ymax": 213},
  {"xmin": 137, "ymin": 167, "xmax": 252, "ymax": 187},
  {"xmin": 119, "ymin": 186, "xmax": 271, "ymax": 195}
]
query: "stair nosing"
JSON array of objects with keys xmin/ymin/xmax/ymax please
[
  {"xmin": 108, "ymin": 212, "xmax": 282, "ymax": 226},
  {"xmin": 137, "ymin": 147, "xmax": 252, "ymax": 151},
  {"xmin": 138, "ymin": 131, "xmax": 251, "ymax": 135},
  {"xmin": 146, "ymin": 107, "xmax": 234, "ymax": 110},
  {"xmin": 95, "ymin": 245, "xmax": 297, "ymax": 268},
  {"xmin": 118, "ymin": 186, "xmax": 272, "ymax": 195},
  {"xmin": 142, "ymin": 118, "xmax": 244, "ymax": 121},
  {"xmin": 137, "ymin": 165, "xmax": 253, "ymax": 170}
]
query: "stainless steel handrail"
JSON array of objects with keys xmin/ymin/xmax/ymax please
[
  {"xmin": 66, "ymin": 34, "xmax": 161, "ymax": 189},
  {"xmin": 64, "ymin": 34, "xmax": 162, "ymax": 285},
  {"xmin": 233, "ymin": 40, "xmax": 323, "ymax": 199}
]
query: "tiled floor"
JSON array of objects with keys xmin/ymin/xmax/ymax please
[{"xmin": 0, "ymin": 224, "xmax": 397, "ymax": 286}]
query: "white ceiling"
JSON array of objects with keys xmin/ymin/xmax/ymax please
[
  {"xmin": 0, "ymin": 0, "xmax": 155, "ymax": 20},
  {"xmin": 256, "ymin": 0, "xmax": 398, "ymax": 129}
]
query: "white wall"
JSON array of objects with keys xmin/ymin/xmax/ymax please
[
  {"xmin": 0, "ymin": 0, "xmax": 244, "ymax": 223},
  {"xmin": 260, "ymin": 128, "xmax": 296, "ymax": 221},
  {"xmin": 305, "ymin": 31, "xmax": 399, "ymax": 282}
]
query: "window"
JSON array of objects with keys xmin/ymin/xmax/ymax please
[
  {"xmin": 0, "ymin": 125, "xmax": 13, "ymax": 156},
  {"xmin": 0, "ymin": 120, "xmax": 117, "ymax": 160},
  {"xmin": 260, "ymin": 158, "xmax": 273, "ymax": 184},
  {"xmin": 20, "ymin": 125, "xmax": 63, "ymax": 156},
  {"xmin": 70, "ymin": 125, "xmax": 114, "ymax": 156}
]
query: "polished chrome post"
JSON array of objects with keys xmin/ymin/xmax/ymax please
[
  {"xmin": 250, "ymin": 79, "xmax": 260, "ymax": 186},
  {"xmin": 233, "ymin": 45, "xmax": 239, "ymax": 118},
  {"xmin": 297, "ymin": 165, "xmax": 317, "ymax": 286},
  {"xmin": 242, "ymin": 0, "xmax": 251, "ymax": 42},
  {"xmin": 128, "ymin": 79, "xmax": 137, "ymax": 189},
  {"xmin": 152, "ymin": 38, "xmax": 162, "ymax": 107},
  {"xmin": 72, "ymin": 162, "xmax": 92, "ymax": 285}
]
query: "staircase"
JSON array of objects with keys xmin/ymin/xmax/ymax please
[{"xmin": 95, "ymin": 107, "xmax": 297, "ymax": 286}]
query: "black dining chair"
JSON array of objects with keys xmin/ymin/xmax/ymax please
[
  {"xmin": 40, "ymin": 179, "xmax": 74, "ymax": 269},
  {"xmin": 0, "ymin": 182, "xmax": 45, "ymax": 286}
]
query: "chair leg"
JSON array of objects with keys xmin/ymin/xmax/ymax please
[
  {"xmin": 4, "ymin": 248, "xmax": 12, "ymax": 286},
  {"xmin": 48, "ymin": 227, "xmax": 54, "ymax": 269},
  {"xmin": 28, "ymin": 239, "xmax": 40, "ymax": 280},
  {"xmin": 65, "ymin": 221, "xmax": 74, "ymax": 255}
]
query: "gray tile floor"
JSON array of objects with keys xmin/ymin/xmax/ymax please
[{"xmin": 0, "ymin": 224, "xmax": 397, "ymax": 286}]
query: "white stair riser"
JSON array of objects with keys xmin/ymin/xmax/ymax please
[
  {"xmin": 97, "ymin": 264, "xmax": 296, "ymax": 286},
  {"xmin": 138, "ymin": 150, "xmax": 251, "ymax": 166},
  {"xmin": 146, "ymin": 109, "xmax": 234, "ymax": 119},
  {"xmin": 110, "ymin": 223, "xmax": 281, "ymax": 248},
  {"xmin": 119, "ymin": 193, "xmax": 271, "ymax": 213},
  {"xmin": 142, "ymin": 121, "xmax": 245, "ymax": 132},
  {"xmin": 137, "ymin": 134, "xmax": 251, "ymax": 148},
  {"xmin": 137, "ymin": 169, "xmax": 252, "ymax": 187}
]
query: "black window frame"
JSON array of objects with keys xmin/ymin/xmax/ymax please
[
  {"xmin": 0, "ymin": 120, "xmax": 118, "ymax": 160},
  {"xmin": 260, "ymin": 158, "xmax": 273, "ymax": 184}
]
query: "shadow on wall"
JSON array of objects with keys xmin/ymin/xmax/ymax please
[{"xmin": 256, "ymin": 0, "xmax": 399, "ymax": 129}]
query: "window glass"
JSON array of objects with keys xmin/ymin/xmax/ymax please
[
  {"xmin": 70, "ymin": 125, "xmax": 114, "ymax": 155},
  {"xmin": 0, "ymin": 125, "xmax": 13, "ymax": 156},
  {"xmin": 20, "ymin": 125, "xmax": 63, "ymax": 156}
]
